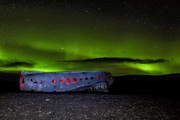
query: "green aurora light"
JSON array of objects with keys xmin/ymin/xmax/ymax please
[{"xmin": 1, "ymin": 1, "xmax": 180, "ymax": 76}]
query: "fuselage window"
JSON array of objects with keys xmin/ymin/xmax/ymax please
[
  {"xmin": 66, "ymin": 78, "xmax": 70, "ymax": 84},
  {"xmin": 73, "ymin": 78, "xmax": 77, "ymax": 83},
  {"xmin": 52, "ymin": 80, "xmax": 56, "ymax": 83}
]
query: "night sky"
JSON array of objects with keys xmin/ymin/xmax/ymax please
[{"xmin": 1, "ymin": 0, "xmax": 180, "ymax": 76}]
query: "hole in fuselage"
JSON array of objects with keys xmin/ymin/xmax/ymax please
[
  {"xmin": 22, "ymin": 79, "xmax": 24, "ymax": 83},
  {"xmin": 40, "ymin": 80, "xmax": 43, "ymax": 84}
]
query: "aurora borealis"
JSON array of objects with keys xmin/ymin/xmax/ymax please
[{"xmin": 1, "ymin": 0, "xmax": 180, "ymax": 76}]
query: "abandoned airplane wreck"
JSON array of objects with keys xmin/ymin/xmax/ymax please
[{"xmin": 19, "ymin": 71, "xmax": 114, "ymax": 92}]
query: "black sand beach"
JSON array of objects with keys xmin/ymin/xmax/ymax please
[{"xmin": 0, "ymin": 72, "xmax": 180, "ymax": 119}]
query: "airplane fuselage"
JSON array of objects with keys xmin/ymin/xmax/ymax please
[{"xmin": 19, "ymin": 71, "xmax": 114, "ymax": 92}]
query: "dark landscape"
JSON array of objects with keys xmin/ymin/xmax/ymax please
[
  {"xmin": 0, "ymin": 72, "xmax": 180, "ymax": 119},
  {"xmin": 1, "ymin": 0, "xmax": 180, "ymax": 119}
]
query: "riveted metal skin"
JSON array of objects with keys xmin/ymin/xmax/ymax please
[{"xmin": 19, "ymin": 71, "xmax": 114, "ymax": 92}]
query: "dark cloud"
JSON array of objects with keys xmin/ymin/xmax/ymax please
[
  {"xmin": 57, "ymin": 57, "xmax": 169, "ymax": 64},
  {"xmin": 0, "ymin": 60, "xmax": 35, "ymax": 68}
]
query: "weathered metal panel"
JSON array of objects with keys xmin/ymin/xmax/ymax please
[{"xmin": 19, "ymin": 71, "xmax": 114, "ymax": 92}]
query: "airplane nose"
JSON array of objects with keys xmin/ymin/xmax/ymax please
[{"xmin": 19, "ymin": 75, "xmax": 25, "ymax": 90}]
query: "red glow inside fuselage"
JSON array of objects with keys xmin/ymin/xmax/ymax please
[
  {"xmin": 52, "ymin": 80, "xmax": 56, "ymax": 83},
  {"xmin": 73, "ymin": 78, "xmax": 77, "ymax": 83},
  {"xmin": 66, "ymin": 78, "xmax": 70, "ymax": 84}
]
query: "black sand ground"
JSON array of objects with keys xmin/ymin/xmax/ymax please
[{"xmin": 0, "ymin": 72, "xmax": 180, "ymax": 119}]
